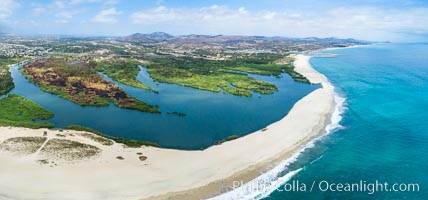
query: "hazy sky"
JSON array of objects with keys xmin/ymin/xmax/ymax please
[{"xmin": 1, "ymin": 0, "xmax": 428, "ymax": 42}]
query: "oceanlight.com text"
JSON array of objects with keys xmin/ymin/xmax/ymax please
[{"xmin": 232, "ymin": 180, "xmax": 420, "ymax": 195}]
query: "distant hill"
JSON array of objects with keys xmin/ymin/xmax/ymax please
[
  {"xmin": 123, "ymin": 32, "xmax": 174, "ymax": 43},
  {"xmin": 168, "ymin": 34, "xmax": 369, "ymax": 45},
  {"xmin": 123, "ymin": 32, "xmax": 369, "ymax": 46}
]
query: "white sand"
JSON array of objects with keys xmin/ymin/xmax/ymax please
[{"xmin": 0, "ymin": 54, "xmax": 335, "ymax": 200}]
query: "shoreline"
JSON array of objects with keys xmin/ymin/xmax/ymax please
[
  {"xmin": 0, "ymin": 54, "xmax": 336, "ymax": 200},
  {"xmin": 149, "ymin": 54, "xmax": 337, "ymax": 200}
]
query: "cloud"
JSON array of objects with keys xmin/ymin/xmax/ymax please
[
  {"xmin": 156, "ymin": 0, "xmax": 164, "ymax": 6},
  {"xmin": 55, "ymin": 10, "xmax": 81, "ymax": 23},
  {"xmin": 32, "ymin": 6, "xmax": 47, "ymax": 15},
  {"xmin": 70, "ymin": 0, "xmax": 101, "ymax": 5},
  {"xmin": 30, "ymin": 1, "xmax": 78, "ymax": 22},
  {"xmin": 0, "ymin": 0, "xmax": 19, "ymax": 21},
  {"xmin": 52, "ymin": 0, "xmax": 67, "ymax": 9},
  {"xmin": 20, "ymin": 0, "xmax": 121, "ymax": 29},
  {"xmin": 130, "ymin": 5, "xmax": 428, "ymax": 41},
  {"xmin": 92, "ymin": 8, "xmax": 120, "ymax": 23},
  {"xmin": 70, "ymin": 0, "xmax": 119, "ymax": 5}
]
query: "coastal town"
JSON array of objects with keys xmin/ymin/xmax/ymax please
[{"xmin": 0, "ymin": 33, "xmax": 366, "ymax": 59}]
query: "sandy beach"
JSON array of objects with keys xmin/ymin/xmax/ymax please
[{"xmin": 0, "ymin": 54, "xmax": 335, "ymax": 200}]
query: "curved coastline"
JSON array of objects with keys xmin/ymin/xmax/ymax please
[{"xmin": 0, "ymin": 54, "xmax": 336, "ymax": 200}]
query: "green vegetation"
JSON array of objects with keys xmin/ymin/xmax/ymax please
[
  {"xmin": 94, "ymin": 58, "xmax": 152, "ymax": 90},
  {"xmin": 215, "ymin": 135, "xmax": 240, "ymax": 145},
  {"xmin": 66, "ymin": 125, "xmax": 160, "ymax": 148},
  {"xmin": 166, "ymin": 111, "xmax": 187, "ymax": 117},
  {"xmin": 145, "ymin": 54, "xmax": 309, "ymax": 97},
  {"xmin": 227, "ymin": 135, "xmax": 239, "ymax": 141},
  {"xmin": 39, "ymin": 139, "xmax": 101, "ymax": 161},
  {"xmin": 0, "ymin": 57, "xmax": 26, "ymax": 95},
  {"xmin": 22, "ymin": 58, "xmax": 160, "ymax": 113},
  {"xmin": 229, "ymin": 57, "xmax": 309, "ymax": 83},
  {"xmin": 0, "ymin": 94, "xmax": 54, "ymax": 128},
  {"xmin": 0, "ymin": 137, "xmax": 47, "ymax": 155},
  {"xmin": 148, "ymin": 67, "xmax": 275, "ymax": 97},
  {"xmin": 0, "ymin": 68, "xmax": 14, "ymax": 95},
  {"xmin": 78, "ymin": 132, "xmax": 114, "ymax": 146}
]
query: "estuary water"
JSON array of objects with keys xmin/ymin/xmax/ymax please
[
  {"xmin": 8, "ymin": 62, "xmax": 319, "ymax": 149},
  {"xmin": 218, "ymin": 43, "xmax": 428, "ymax": 199}
]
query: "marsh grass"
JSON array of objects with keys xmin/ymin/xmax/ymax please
[
  {"xmin": 39, "ymin": 139, "xmax": 101, "ymax": 161},
  {"xmin": 0, "ymin": 94, "xmax": 54, "ymax": 128},
  {"xmin": 66, "ymin": 125, "xmax": 160, "ymax": 148},
  {"xmin": 0, "ymin": 137, "xmax": 47, "ymax": 155}
]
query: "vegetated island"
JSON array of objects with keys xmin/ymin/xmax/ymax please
[
  {"xmin": 93, "ymin": 58, "xmax": 153, "ymax": 91},
  {"xmin": 144, "ymin": 54, "xmax": 309, "ymax": 97},
  {"xmin": 0, "ymin": 94, "xmax": 54, "ymax": 128},
  {"xmin": 90, "ymin": 54, "xmax": 307, "ymax": 98},
  {"xmin": 21, "ymin": 58, "xmax": 160, "ymax": 113},
  {"xmin": 0, "ymin": 57, "xmax": 26, "ymax": 95}
]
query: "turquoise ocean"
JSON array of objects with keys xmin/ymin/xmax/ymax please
[{"xmin": 214, "ymin": 43, "xmax": 428, "ymax": 199}]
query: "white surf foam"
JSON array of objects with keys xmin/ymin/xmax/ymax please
[{"xmin": 209, "ymin": 88, "xmax": 346, "ymax": 200}]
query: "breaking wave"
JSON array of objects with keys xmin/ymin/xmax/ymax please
[{"xmin": 209, "ymin": 88, "xmax": 346, "ymax": 200}]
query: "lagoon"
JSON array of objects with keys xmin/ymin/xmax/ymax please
[{"xmin": 8, "ymin": 64, "xmax": 319, "ymax": 149}]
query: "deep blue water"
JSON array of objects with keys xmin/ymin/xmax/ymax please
[
  {"xmin": 7, "ymin": 63, "xmax": 318, "ymax": 149},
  {"xmin": 261, "ymin": 43, "xmax": 428, "ymax": 199}
]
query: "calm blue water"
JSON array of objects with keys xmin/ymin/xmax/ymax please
[
  {"xmin": 257, "ymin": 43, "xmax": 428, "ymax": 199},
  {"xmin": 7, "ymin": 63, "xmax": 319, "ymax": 149}
]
